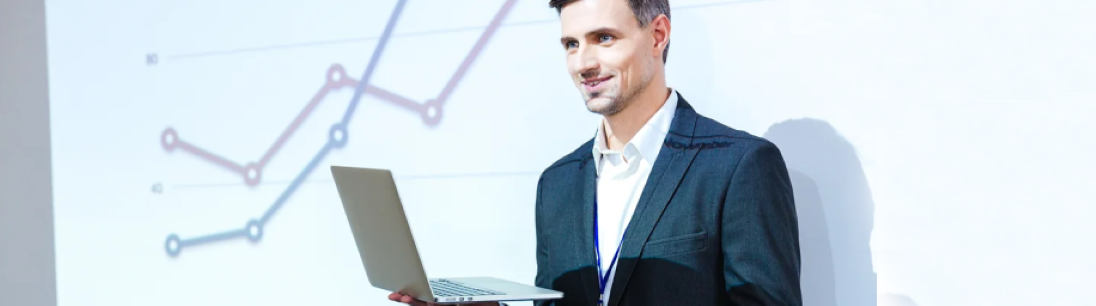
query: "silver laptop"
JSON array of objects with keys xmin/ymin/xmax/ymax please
[{"xmin": 330, "ymin": 166, "xmax": 563, "ymax": 304}]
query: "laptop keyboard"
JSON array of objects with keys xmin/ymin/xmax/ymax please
[{"xmin": 430, "ymin": 279, "xmax": 504, "ymax": 297}]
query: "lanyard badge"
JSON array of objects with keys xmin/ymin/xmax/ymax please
[{"xmin": 594, "ymin": 196, "xmax": 626, "ymax": 306}]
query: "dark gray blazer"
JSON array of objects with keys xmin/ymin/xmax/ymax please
[{"xmin": 533, "ymin": 93, "xmax": 802, "ymax": 306}]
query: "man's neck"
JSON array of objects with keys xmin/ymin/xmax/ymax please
[{"xmin": 602, "ymin": 83, "xmax": 671, "ymax": 151}]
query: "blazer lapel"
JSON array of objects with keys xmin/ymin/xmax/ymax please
[{"xmin": 607, "ymin": 95, "xmax": 702, "ymax": 306}]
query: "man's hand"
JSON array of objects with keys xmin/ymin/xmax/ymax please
[{"xmin": 387, "ymin": 292, "xmax": 500, "ymax": 306}]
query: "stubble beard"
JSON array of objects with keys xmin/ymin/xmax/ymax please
[
  {"xmin": 583, "ymin": 60, "xmax": 656, "ymax": 117},
  {"xmin": 587, "ymin": 70, "xmax": 653, "ymax": 116}
]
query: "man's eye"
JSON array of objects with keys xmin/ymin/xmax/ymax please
[
  {"xmin": 566, "ymin": 41, "xmax": 579, "ymax": 49},
  {"xmin": 598, "ymin": 35, "xmax": 613, "ymax": 43}
]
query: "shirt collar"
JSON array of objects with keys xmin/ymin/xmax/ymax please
[{"xmin": 592, "ymin": 89, "xmax": 679, "ymax": 175}]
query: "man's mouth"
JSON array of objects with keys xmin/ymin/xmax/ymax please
[{"xmin": 582, "ymin": 76, "xmax": 612, "ymax": 90}]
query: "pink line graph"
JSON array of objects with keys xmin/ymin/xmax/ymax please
[{"xmin": 159, "ymin": 0, "xmax": 515, "ymax": 186}]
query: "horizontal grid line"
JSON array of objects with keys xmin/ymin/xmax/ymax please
[{"xmin": 165, "ymin": 0, "xmax": 772, "ymax": 60}]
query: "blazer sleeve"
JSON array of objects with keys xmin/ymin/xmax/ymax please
[
  {"xmin": 721, "ymin": 140, "xmax": 802, "ymax": 305},
  {"xmin": 533, "ymin": 176, "xmax": 553, "ymax": 306}
]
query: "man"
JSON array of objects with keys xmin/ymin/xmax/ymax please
[{"xmin": 390, "ymin": 0, "xmax": 801, "ymax": 305}]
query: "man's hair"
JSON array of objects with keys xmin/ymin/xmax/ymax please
[{"xmin": 549, "ymin": 0, "xmax": 671, "ymax": 63}]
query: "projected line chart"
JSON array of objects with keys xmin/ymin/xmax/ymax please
[{"xmin": 161, "ymin": 0, "xmax": 517, "ymax": 257}]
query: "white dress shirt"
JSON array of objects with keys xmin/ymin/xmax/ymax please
[{"xmin": 592, "ymin": 89, "xmax": 678, "ymax": 305}]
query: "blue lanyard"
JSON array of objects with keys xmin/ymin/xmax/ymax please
[{"xmin": 594, "ymin": 196, "xmax": 626, "ymax": 306}]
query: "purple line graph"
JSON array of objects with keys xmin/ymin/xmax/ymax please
[{"xmin": 161, "ymin": 0, "xmax": 517, "ymax": 257}]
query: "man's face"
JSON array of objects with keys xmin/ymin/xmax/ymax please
[{"xmin": 559, "ymin": 0, "xmax": 658, "ymax": 116}]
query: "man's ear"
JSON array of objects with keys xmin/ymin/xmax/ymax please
[{"xmin": 650, "ymin": 14, "xmax": 671, "ymax": 62}]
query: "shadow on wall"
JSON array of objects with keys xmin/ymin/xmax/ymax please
[{"xmin": 763, "ymin": 118, "xmax": 878, "ymax": 306}]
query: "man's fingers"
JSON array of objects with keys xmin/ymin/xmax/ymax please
[
  {"xmin": 389, "ymin": 292, "xmax": 497, "ymax": 306},
  {"xmin": 399, "ymin": 294, "xmax": 428, "ymax": 306},
  {"xmin": 388, "ymin": 293, "xmax": 428, "ymax": 306}
]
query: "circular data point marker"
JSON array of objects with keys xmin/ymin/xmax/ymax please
[
  {"xmin": 245, "ymin": 219, "xmax": 263, "ymax": 242},
  {"xmin": 243, "ymin": 163, "xmax": 262, "ymax": 186},
  {"xmin": 329, "ymin": 124, "xmax": 349, "ymax": 148},
  {"xmin": 165, "ymin": 234, "xmax": 182, "ymax": 257},
  {"xmin": 327, "ymin": 64, "xmax": 346, "ymax": 85},
  {"xmin": 161, "ymin": 128, "xmax": 178, "ymax": 151},
  {"xmin": 422, "ymin": 100, "xmax": 443, "ymax": 126}
]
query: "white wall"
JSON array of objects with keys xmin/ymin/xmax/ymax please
[{"xmin": 0, "ymin": 0, "xmax": 58, "ymax": 305}]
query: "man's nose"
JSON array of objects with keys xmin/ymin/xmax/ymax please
[{"xmin": 572, "ymin": 45, "xmax": 599, "ymax": 76}]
